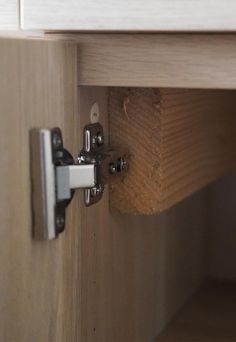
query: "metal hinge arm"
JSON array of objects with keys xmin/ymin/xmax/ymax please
[{"xmin": 56, "ymin": 164, "xmax": 96, "ymax": 201}]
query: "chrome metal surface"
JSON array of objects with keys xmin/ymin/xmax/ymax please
[
  {"xmin": 84, "ymin": 185, "xmax": 104, "ymax": 206},
  {"xmin": 30, "ymin": 129, "xmax": 57, "ymax": 240},
  {"xmin": 80, "ymin": 123, "xmax": 128, "ymax": 206},
  {"xmin": 30, "ymin": 122, "xmax": 129, "ymax": 240},
  {"xmin": 56, "ymin": 164, "xmax": 96, "ymax": 201},
  {"xmin": 81, "ymin": 123, "xmax": 105, "ymax": 206},
  {"xmin": 30, "ymin": 127, "xmax": 74, "ymax": 240},
  {"xmin": 85, "ymin": 129, "xmax": 91, "ymax": 152},
  {"xmin": 83, "ymin": 122, "xmax": 104, "ymax": 154}
]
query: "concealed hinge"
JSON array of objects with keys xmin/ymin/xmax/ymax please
[{"xmin": 30, "ymin": 123, "xmax": 128, "ymax": 240}]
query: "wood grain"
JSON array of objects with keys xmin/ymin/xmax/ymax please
[
  {"xmin": 78, "ymin": 87, "xmax": 209, "ymax": 341},
  {"xmin": 109, "ymin": 88, "xmax": 236, "ymax": 214},
  {"xmin": 74, "ymin": 34, "xmax": 236, "ymax": 89},
  {"xmin": 0, "ymin": 0, "xmax": 19, "ymax": 30},
  {"xmin": 0, "ymin": 37, "xmax": 79, "ymax": 341},
  {"xmin": 22, "ymin": 0, "xmax": 236, "ymax": 31},
  {"xmin": 0, "ymin": 38, "xmax": 211, "ymax": 341},
  {"xmin": 157, "ymin": 280, "xmax": 236, "ymax": 341}
]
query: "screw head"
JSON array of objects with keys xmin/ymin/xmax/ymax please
[
  {"xmin": 90, "ymin": 185, "xmax": 103, "ymax": 197},
  {"xmin": 96, "ymin": 132, "xmax": 103, "ymax": 146},
  {"xmin": 109, "ymin": 163, "xmax": 117, "ymax": 174}
]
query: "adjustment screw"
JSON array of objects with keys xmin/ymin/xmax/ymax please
[
  {"xmin": 91, "ymin": 186, "xmax": 103, "ymax": 197},
  {"xmin": 96, "ymin": 132, "xmax": 103, "ymax": 146},
  {"xmin": 109, "ymin": 163, "xmax": 117, "ymax": 174}
]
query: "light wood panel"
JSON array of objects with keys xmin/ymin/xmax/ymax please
[
  {"xmin": 74, "ymin": 34, "xmax": 236, "ymax": 89},
  {"xmin": 78, "ymin": 87, "xmax": 209, "ymax": 341},
  {"xmin": 0, "ymin": 37, "xmax": 79, "ymax": 341},
  {"xmin": 0, "ymin": 38, "xmax": 211, "ymax": 341},
  {"xmin": 157, "ymin": 280, "xmax": 236, "ymax": 341},
  {"xmin": 109, "ymin": 88, "xmax": 236, "ymax": 214},
  {"xmin": 22, "ymin": 0, "xmax": 236, "ymax": 31},
  {"xmin": 0, "ymin": 0, "xmax": 18, "ymax": 30}
]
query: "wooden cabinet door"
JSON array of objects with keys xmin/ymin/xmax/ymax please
[{"xmin": 0, "ymin": 37, "xmax": 80, "ymax": 341}]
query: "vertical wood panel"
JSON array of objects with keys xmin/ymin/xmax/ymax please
[
  {"xmin": 208, "ymin": 171, "xmax": 236, "ymax": 280},
  {"xmin": 0, "ymin": 37, "xmax": 79, "ymax": 341}
]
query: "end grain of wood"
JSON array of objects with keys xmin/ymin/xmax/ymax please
[{"xmin": 109, "ymin": 88, "xmax": 236, "ymax": 214}]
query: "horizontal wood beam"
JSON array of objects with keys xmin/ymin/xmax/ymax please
[
  {"xmin": 109, "ymin": 88, "xmax": 236, "ymax": 214},
  {"xmin": 75, "ymin": 34, "xmax": 236, "ymax": 89}
]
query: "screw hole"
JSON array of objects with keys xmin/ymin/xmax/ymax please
[{"xmin": 90, "ymin": 103, "xmax": 100, "ymax": 123}]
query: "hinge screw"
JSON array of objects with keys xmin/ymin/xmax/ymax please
[
  {"xmin": 96, "ymin": 132, "xmax": 103, "ymax": 146},
  {"xmin": 109, "ymin": 163, "xmax": 117, "ymax": 174},
  {"xmin": 92, "ymin": 132, "xmax": 103, "ymax": 147},
  {"xmin": 90, "ymin": 185, "xmax": 103, "ymax": 197},
  {"xmin": 109, "ymin": 157, "xmax": 127, "ymax": 175}
]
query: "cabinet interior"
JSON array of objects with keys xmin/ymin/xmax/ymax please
[
  {"xmin": 151, "ymin": 170, "xmax": 236, "ymax": 340},
  {"xmin": 1, "ymin": 34, "xmax": 236, "ymax": 341},
  {"xmin": 107, "ymin": 86, "xmax": 236, "ymax": 340}
]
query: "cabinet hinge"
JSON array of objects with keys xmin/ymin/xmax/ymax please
[{"xmin": 30, "ymin": 123, "xmax": 128, "ymax": 240}]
